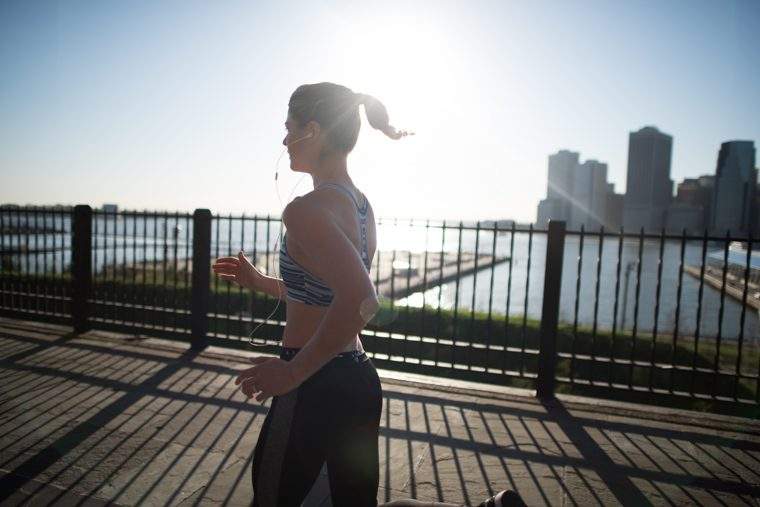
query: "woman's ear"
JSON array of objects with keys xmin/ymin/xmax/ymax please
[{"xmin": 305, "ymin": 120, "xmax": 321, "ymax": 140}]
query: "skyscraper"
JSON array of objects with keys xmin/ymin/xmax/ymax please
[
  {"xmin": 546, "ymin": 150, "xmax": 579, "ymax": 218},
  {"xmin": 623, "ymin": 126, "xmax": 673, "ymax": 231},
  {"xmin": 537, "ymin": 150, "xmax": 579, "ymax": 225},
  {"xmin": 537, "ymin": 150, "xmax": 616, "ymax": 230},
  {"xmin": 569, "ymin": 159, "xmax": 608, "ymax": 229},
  {"xmin": 711, "ymin": 141, "xmax": 757, "ymax": 235}
]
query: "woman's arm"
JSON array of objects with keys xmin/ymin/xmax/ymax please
[
  {"xmin": 281, "ymin": 198, "xmax": 379, "ymax": 384},
  {"xmin": 214, "ymin": 252, "xmax": 287, "ymax": 300},
  {"xmin": 234, "ymin": 199, "xmax": 379, "ymax": 401},
  {"xmin": 254, "ymin": 274, "xmax": 287, "ymax": 300}
]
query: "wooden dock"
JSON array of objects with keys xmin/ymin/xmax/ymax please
[
  {"xmin": 684, "ymin": 264, "xmax": 760, "ymax": 310},
  {"xmin": 252, "ymin": 250, "xmax": 509, "ymax": 299},
  {"xmin": 371, "ymin": 251, "xmax": 509, "ymax": 299},
  {"xmin": 113, "ymin": 250, "xmax": 510, "ymax": 300}
]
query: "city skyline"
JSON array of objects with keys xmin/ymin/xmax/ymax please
[
  {"xmin": 2, "ymin": 1, "xmax": 759, "ymax": 222},
  {"xmin": 537, "ymin": 131, "xmax": 757, "ymax": 233}
]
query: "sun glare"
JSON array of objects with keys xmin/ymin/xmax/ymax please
[{"xmin": 338, "ymin": 16, "xmax": 459, "ymax": 134}]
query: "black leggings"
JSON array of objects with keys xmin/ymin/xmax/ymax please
[{"xmin": 252, "ymin": 347, "xmax": 383, "ymax": 507}]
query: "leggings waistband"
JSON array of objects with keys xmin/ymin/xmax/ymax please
[{"xmin": 279, "ymin": 346, "xmax": 368, "ymax": 364}]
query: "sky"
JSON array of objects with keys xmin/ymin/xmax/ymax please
[{"xmin": 1, "ymin": 0, "xmax": 759, "ymax": 222}]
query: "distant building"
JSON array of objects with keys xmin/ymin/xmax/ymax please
[
  {"xmin": 666, "ymin": 175, "xmax": 714, "ymax": 232},
  {"xmin": 711, "ymin": 141, "xmax": 757, "ymax": 235},
  {"xmin": 537, "ymin": 150, "xmax": 577, "ymax": 226},
  {"xmin": 623, "ymin": 126, "xmax": 673, "ymax": 232},
  {"xmin": 666, "ymin": 203, "xmax": 704, "ymax": 233},
  {"xmin": 102, "ymin": 204, "xmax": 119, "ymax": 213},
  {"xmin": 606, "ymin": 183, "xmax": 624, "ymax": 230},
  {"xmin": 480, "ymin": 219, "xmax": 515, "ymax": 229},
  {"xmin": 536, "ymin": 150, "xmax": 617, "ymax": 230},
  {"xmin": 676, "ymin": 176, "xmax": 713, "ymax": 207},
  {"xmin": 546, "ymin": 150, "xmax": 580, "ymax": 213},
  {"xmin": 569, "ymin": 160, "xmax": 608, "ymax": 229},
  {"xmin": 537, "ymin": 198, "xmax": 566, "ymax": 227}
]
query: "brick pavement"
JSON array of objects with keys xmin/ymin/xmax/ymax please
[{"xmin": 0, "ymin": 318, "xmax": 758, "ymax": 506}]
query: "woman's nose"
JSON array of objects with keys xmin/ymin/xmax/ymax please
[{"xmin": 282, "ymin": 135, "xmax": 288, "ymax": 147}]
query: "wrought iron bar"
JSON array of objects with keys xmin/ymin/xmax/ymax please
[
  {"xmin": 502, "ymin": 222, "xmax": 515, "ymax": 375},
  {"xmin": 467, "ymin": 221, "xmax": 481, "ymax": 370},
  {"xmin": 737, "ymin": 235, "xmax": 754, "ymax": 400},
  {"xmin": 649, "ymin": 228, "xmax": 666, "ymax": 390},
  {"xmin": 519, "ymin": 223, "xmax": 533, "ymax": 377},
  {"xmin": 629, "ymin": 228, "xmax": 644, "ymax": 389},
  {"xmin": 692, "ymin": 229, "xmax": 708, "ymax": 396},
  {"xmin": 714, "ymin": 231, "xmax": 730, "ymax": 398},
  {"xmin": 670, "ymin": 229, "xmax": 686, "ymax": 393},
  {"xmin": 609, "ymin": 228, "xmax": 624, "ymax": 387},
  {"xmin": 571, "ymin": 226, "xmax": 585, "ymax": 383}
]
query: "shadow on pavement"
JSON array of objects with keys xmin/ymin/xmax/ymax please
[{"xmin": 1, "ymin": 319, "xmax": 759, "ymax": 506}]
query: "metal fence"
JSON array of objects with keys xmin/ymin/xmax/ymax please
[
  {"xmin": 557, "ymin": 227, "xmax": 758, "ymax": 410},
  {"xmin": 1, "ymin": 204, "xmax": 757, "ymax": 414}
]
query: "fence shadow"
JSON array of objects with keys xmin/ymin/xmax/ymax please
[{"xmin": 0, "ymin": 322, "xmax": 758, "ymax": 506}]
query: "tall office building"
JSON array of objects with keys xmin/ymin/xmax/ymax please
[
  {"xmin": 623, "ymin": 126, "xmax": 673, "ymax": 231},
  {"xmin": 569, "ymin": 160, "xmax": 608, "ymax": 229},
  {"xmin": 537, "ymin": 150, "xmax": 579, "ymax": 225},
  {"xmin": 546, "ymin": 150, "xmax": 579, "ymax": 218},
  {"xmin": 547, "ymin": 151, "xmax": 579, "ymax": 199},
  {"xmin": 537, "ymin": 150, "xmax": 616, "ymax": 230},
  {"xmin": 711, "ymin": 141, "xmax": 757, "ymax": 234}
]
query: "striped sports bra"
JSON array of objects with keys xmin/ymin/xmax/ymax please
[{"xmin": 279, "ymin": 183, "xmax": 371, "ymax": 306}]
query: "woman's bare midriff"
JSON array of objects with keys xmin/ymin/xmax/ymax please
[
  {"xmin": 281, "ymin": 297, "xmax": 363, "ymax": 353},
  {"xmin": 279, "ymin": 187, "xmax": 374, "ymax": 355}
]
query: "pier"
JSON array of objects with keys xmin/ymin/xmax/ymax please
[
  {"xmin": 371, "ymin": 251, "xmax": 509, "ymax": 300},
  {"xmin": 243, "ymin": 250, "xmax": 509, "ymax": 300},
  {"xmin": 684, "ymin": 264, "xmax": 760, "ymax": 310},
  {"xmin": 110, "ymin": 251, "xmax": 512, "ymax": 301}
]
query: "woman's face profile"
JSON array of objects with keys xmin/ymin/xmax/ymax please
[{"xmin": 283, "ymin": 114, "xmax": 318, "ymax": 173}]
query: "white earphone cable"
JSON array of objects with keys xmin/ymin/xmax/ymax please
[{"xmin": 246, "ymin": 145, "xmax": 306, "ymax": 347}]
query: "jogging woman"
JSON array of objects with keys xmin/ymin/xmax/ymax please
[{"xmin": 212, "ymin": 82, "xmax": 525, "ymax": 507}]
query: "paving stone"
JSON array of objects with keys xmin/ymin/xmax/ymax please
[
  {"xmin": 0, "ymin": 469, "xmax": 117, "ymax": 507},
  {"xmin": 176, "ymin": 455, "xmax": 253, "ymax": 506},
  {"xmin": 93, "ymin": 441, "xmax": 229, "ymax": 505},
  {"xmin": 378, "ymin": 395, "xmax": 446, "ymax": 493},
  {"xmin": 559, "ymin": 466, "xmax": 621, "ymax": 506},
  {"xmin": 2, "ymin": 321, "xmax": 760, "ymax": 507}
]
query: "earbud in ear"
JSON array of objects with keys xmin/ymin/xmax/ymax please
[{"xmin": 285, "ymin": 132, "xmax": 314, "ymax": 147}]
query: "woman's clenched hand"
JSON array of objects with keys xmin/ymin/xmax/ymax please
[{"xmin": 235, "ymin": 356, "xmax": 302, "ymax": 403}]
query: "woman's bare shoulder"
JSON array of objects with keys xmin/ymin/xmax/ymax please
[{"xmin": 282, "ymin": 192, "xmax": 331, "ymax": 230}]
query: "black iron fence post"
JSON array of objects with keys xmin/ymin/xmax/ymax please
[
  {"xmin": 191, "ymin": 208, "xmax": 211, "ymax": 350},
  {"xmin": 536, "ymin": 220, "xmax": 566, "ymax": 399},
  {"xmin": 72, "ymin": 204, "xmax": 92, "ymax": 333}
]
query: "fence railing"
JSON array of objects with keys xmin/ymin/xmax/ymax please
[{"xmin": 1, "ymin": 204, "xmax": 757, "ymax": 415}]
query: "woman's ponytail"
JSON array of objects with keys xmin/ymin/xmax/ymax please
[
  {"xmin": 288, "ymin": 83, "xmax": 411, "ymax": 153},
  {"xmin": 356, "ymin": 93, "xmax": 412, "ymax": 140}
]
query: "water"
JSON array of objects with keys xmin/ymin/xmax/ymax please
[
  {"xmin": 394, "ymin": 230, "xmax": 759, "ymax": 341},
  {"xmin": 2, "ymin": 212, "xmax": 758, "ymax": 341}
]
